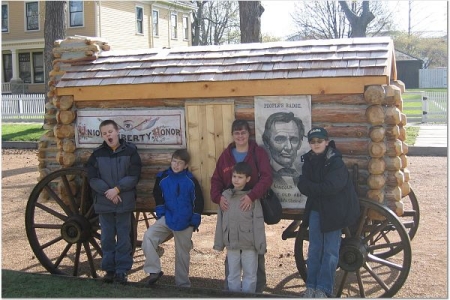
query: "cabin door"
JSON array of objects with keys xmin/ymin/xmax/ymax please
[{"xmin": 185, "ymin": 101, "xmax": 235, "ymax": 214}]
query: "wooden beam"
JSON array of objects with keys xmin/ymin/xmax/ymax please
[{"xmin": 56, "ymin": 77, "xmax": 388, "ymax": 101}]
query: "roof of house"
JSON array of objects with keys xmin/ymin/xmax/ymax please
[
  {"xmin": 56, "ymin": 37, "xmax": 396, "ymax": 89},
  {"xmin": 395, "ymin": 49, "xmax": 423, "ymax": 62}
]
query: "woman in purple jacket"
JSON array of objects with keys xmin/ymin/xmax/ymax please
[{"xmin": 210, "ymin": 119, "xmax": 272, "ymax": 293}]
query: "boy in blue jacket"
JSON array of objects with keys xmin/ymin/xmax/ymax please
[
  {"xmin": 86, "ymin": 119, "xmax": 142, "ymax": 284},
  {"xmin": 142, "ymin": 149, "xmax": 204, "ymax": 287}
]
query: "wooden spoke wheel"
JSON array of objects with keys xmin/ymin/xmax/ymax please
[
  {"xmin": 400, "ymin": 188, "xmax": 420, "ymax": 240},
  {"xmin": 367, "ymin": 189, "xmax": 420, "ymax": 259},
  {"xmin": 294, "ymin": 199, "xmax": 411, "ymax": 298},
  {"xmin": 25, "ymin": 167, "xmax": 137, "ymax": 278}
]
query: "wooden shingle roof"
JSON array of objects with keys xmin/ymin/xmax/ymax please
[{"xmin": 55, "ymin": 37, "xmax": 397, "ymax": 100}]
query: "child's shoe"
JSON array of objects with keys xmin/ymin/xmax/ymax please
[
  {"xmin": 114, "ymin": 272, "xmax": 128, "ymax": 284},
  {"xmin": 302, "ymin": 287, "xmax": 315, "ymax": 298},
  {"xmin": 102, "ymin": 271, "xmax": 115, "ymax": 283},
  {"xmin": 146, "ymin": 271, "xmax": 164, "ymax": 285},
  {"xmin": 314, "ymin": 289, "xmax": 328, "ymax": 298}
]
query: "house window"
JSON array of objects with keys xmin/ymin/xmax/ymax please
[
  {"xmin": 171, "ymin": 13, "xmax": 178, "ymax": 39},
  {"xmin": 3, "ymin": 54, "xmax": 12, "ymax": 83},
  {"xmin": 18, "ymin": 52, "xmax": 44, "ymax": 84},
  {"xmin": 136, "ymin": 6, "xmax": 143, "ymax": 34},
  {"xmin": 2, "ymin": 4, "xmax": 8, "ymax": 32},
  {"xmin": 69, "ymin": 1, "xmax": 83, "ymax": 27},
  {"xmin": 33, "ymin": 52, "xmax": 44, "ymax": 83},
  {"xmin": 19, "ymin": 53, "xmax": 31, "ymax": 83},
  {"xmin": 152, "ymin": 10, "xmax": 159, "ymax": 36},
  {"xmin": 25, "ymin": 2, "xmax": 39, "ymax": 31},
  {"xmin": 182, "ymin": 16, "xmax": 189, "ymax": 40}
]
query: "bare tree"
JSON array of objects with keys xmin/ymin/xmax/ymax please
[
  {"xmin": 192, "ymin": 1, "xmax": 206, "ymax": 46},
  {"xmin": 291, "ymin": 1, "xmax": 394, "ymax": 40},
  {"xmin": 339, "ymin": 1, "xmax": 374, "ymax": 37},
  {"xmin": 44, "ymin": 1, "xmax": 66, "ymax": 104},
  {"xmin": 192, "ymin": 1, "xmax": 240, "ymax": 45},
  {"xmin": 238, "ymin": 1, "xmax": 264, "ymax": 43}
]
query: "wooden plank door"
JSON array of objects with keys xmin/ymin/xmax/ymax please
[{"xmin": 185, "ymin": 101, "xmax": 234, "ymax": 214}]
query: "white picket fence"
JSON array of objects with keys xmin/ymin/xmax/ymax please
[
  {"xmin": 403, "ymin": 91, "xmax": 447, "ymax": 123},
  {"xmin": 1, "ymin": 93, "xmax": 45, "ymax": 122},
  {"xmin": 422, "ymin": 91, "xmax": 447, "ymax": 123}
]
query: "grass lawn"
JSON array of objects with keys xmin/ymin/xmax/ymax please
[
  {"xmin": 1, "ymin": 269, "xmax": 261, "ymax": 298},
  {"xmin": 405, "ymin": 126, "xmax": 420, "ymax": 146},
  {"xmin": 1, "ymin": 123, "xmax": 46, "ymax": 142}
]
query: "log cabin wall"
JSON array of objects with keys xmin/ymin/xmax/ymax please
[{"xmin": 40, "ymin": 36, "xmax": 410, "ymax": 217}]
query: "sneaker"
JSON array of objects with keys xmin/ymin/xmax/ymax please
[
  {"xmin": 146, "ymin": 271, "xmax": 164, "ymax": 285},
  {"xmin": 103, "ymin": 271, "xmax": 115, "ymax": 283},
  {"xmin": 314, "ymin": 289, "xmax": 328, "ymax": 298},
  {"xmin": 302, "ymin": 287, "xmax": 315, "ymax": 298},
  {"xmin": 114, "ymin": 272, "xmax": 128, "ymax": 284}
]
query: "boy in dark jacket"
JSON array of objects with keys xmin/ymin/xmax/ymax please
[
  {"xmin": 86, "ymin": 119, "xmax": 142, "ymax": 284},
  {"xmin": 142, "ymin": 149, "xmax": 204, "ymax": 287},
  {"xmin": 297, "ymin": 127, "xmax": 360, "ymax": 298}
]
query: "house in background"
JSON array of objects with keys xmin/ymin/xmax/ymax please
[
  {"xmin": 1, "ymin": 0, "xmax": 195, "ymax": 93},
  {"xmin": 395, "ymin": 50, "xmax": 423, "ymax": 89}
]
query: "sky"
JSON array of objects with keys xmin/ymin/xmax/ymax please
[{"xmin": 260, "ymin": 1, "xmax": 448, "ymax": 39}]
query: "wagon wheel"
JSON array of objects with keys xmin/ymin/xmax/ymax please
[
  {"xmin": 400, "ymin": 188, "xmax": 420, "ymax": 240},
  {"xmin": 294, "ymin": 199, "xmax": 411, "ymax": 298},
  {"xmin": 25, "ymin": 167, "xmax": 137, "ymax": 278},
  {"xmin": 370, "ymin": 188, "xmax": 420, "ymax": 259}
]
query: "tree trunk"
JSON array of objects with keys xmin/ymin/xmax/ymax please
[
  {"xmin": 192, "ymin": 1, "xmax": 205, "ymax": 46},
  {"xmin": 339, "ymin": 1, "xmax": 374, "ymax": 37},
  {"xmin": 238, "ymin": 1, "xmax": 264, "ymax": 43},
  {"xmin": 44, "ymin": 1, "xmax": 66, "ymax": 122}
]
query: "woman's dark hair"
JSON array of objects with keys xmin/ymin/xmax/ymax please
[
  {"xmin": 172, "ymin": 149, "xmax": 190, "ymax": 164},
  {"xmin": 231, "ymin": 119, "xmax": 250, "ymax": 133},
  {"xmin": 233, "ymin": 162, "xmax": 252, "ymax": 177},
  {"xmin": 99, "ymin": 119, "xmax": 119, "ymax": 131}
]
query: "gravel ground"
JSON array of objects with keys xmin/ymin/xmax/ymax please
[{"xmin": 1, "ymin": 149, "xmax": 447, "ymax": 298}]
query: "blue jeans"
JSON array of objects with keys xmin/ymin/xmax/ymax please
[
  {"xmin": 99, "ymin": 212, "xmax": 133, "ymax": 274},
  {"xmin": 306, "ymin": 210, "xmax": 341, "ymax": 296}
]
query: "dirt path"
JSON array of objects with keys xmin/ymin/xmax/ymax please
[{"xmin": 1, "ymin": 149, "xmax": 447, "ymax": 297}]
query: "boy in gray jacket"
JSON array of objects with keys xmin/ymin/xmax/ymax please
[
  {"xmin": 86, "ymin": 119, "xmax": 142, "ymax": 284},
  {"xmin": 213, "ymin": 162, "xmax": 266, "ymax": 293}
]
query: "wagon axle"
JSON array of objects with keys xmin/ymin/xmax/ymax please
[
  {"xmin": 338, "ymin": 237, "xmax": 367, "ymax": 272},
  {"xmin": 61, "ymin": 215, "xmax": 92, "ymax": 244}
]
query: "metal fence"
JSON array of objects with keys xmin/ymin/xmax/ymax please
[
  {"xmin": 1, "ymin": 93, "xmax": 45, "ymax": 122},
  {"xmin": 419, "ymin": 69, "xmax": 447, "ymax": 89},
  {"xmin": 403, "ymin": 91, "xmax": 447, "ymax": 123}
]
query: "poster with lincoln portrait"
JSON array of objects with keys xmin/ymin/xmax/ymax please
[{"xmin": 255, "ymin": 96, "xmax": 311, "ymax": 209}]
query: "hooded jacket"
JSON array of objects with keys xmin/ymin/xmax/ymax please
[
  {"xmin": 210, "ymin": 140, "xmax": 273, "ymax": 204},
  {"xmin": 213, "ymin": 189, "xmax": 267, "ymax": 254},
  {"xmin": 297, "ymin": 140, "xmax": 360, "ymax": 233},
  {"xmin": 87, "ymin": 139, "xmax": 142, "ymax": 214},
  {"xmin": 153, "ymin": 167, "xmax": 204, "ymax": 231}
]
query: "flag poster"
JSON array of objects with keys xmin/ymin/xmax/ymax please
[
  {"xmin": 255, "ymin": 96, "xmax": 311, "ymax": 209},
  {"xmin": 75, "ymin": 109, "xmax": 186, "ymax": 149}
]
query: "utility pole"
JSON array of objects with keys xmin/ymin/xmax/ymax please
[{"xmin": 408, "ymin": 0, "xmax": 411, "ymax": 36}]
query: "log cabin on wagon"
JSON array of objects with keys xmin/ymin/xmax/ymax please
[
  {"xmin": 26, "ymin": 35, "xmax": 418, "ymax": 297},
  {"xmin": 42, "ymin": 35, "xmax": 410, "ymax": 218}
]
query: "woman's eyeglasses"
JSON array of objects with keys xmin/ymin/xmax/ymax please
[
  {"xmin": 232, "ymin": 130, "xmax": 249, "ymax": 136},
  {"xmin": 309, "ymin": 139, "xmax": 325, "ymax": 144}
]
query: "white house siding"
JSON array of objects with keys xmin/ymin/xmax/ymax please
[
  {"xmin": 151, "ymin": 3, "xmax": 191, "ymax": 48},
  {"xmin": 99, "ymin": 1, "xmax": 151, "ymax": 50}
]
